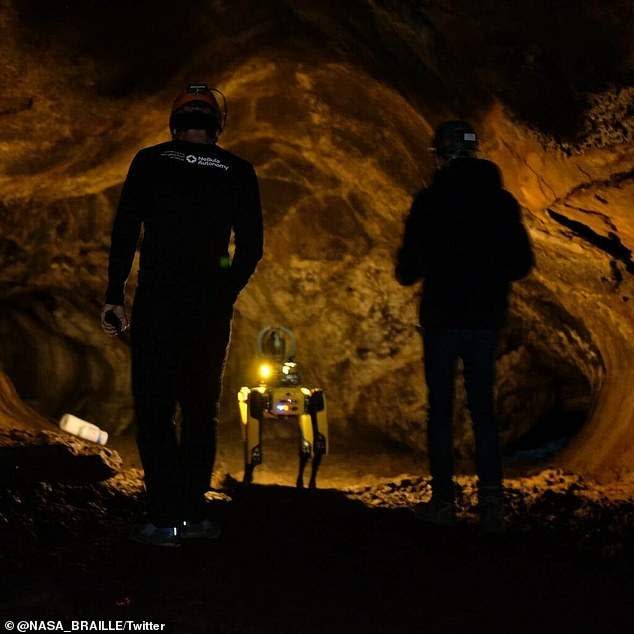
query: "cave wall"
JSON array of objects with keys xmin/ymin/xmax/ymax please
[
  {"xmin": 481, "ymin": 104, "xmax": 634, "ymax": 476},
  {"xmin": 0, "ymin": 0, "xmax": 632, "ymax": 478}
]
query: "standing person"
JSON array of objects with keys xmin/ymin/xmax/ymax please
[
  {"xmin": 101, "ymin": 83, "xmax": 263, "ymax": 547},
  {"xmin": 395, "ymin": 121, "xmax": 534, "ymax": 533}
]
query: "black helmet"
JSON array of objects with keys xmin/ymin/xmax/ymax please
[{"xmin": 432, "ymin": 121, "xmax": 478, "ymax": 160}]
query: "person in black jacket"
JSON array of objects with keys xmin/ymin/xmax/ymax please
[
  {"xmin": 101, "ymin": 83, "xmax": 263, "ymax": 546},
  {"xmin": 396, "ymin": 121, "xmax": 533, "ymax": 533}
]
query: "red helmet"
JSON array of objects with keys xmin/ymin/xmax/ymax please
[
  {"xmin": 171, "ymin": 82, "xmax": 220, "ymax": 115},
  {"xmin": 169, "ymin": 82, "xmax": 227, "ymax": 139}
]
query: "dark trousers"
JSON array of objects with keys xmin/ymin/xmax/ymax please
[
  {"xmin": 422, "ymin": 327, "xmax": 502, "ymax": 501},
  {"xmin": 130, "ymin": 287, "xmax": 232, "ymax": 527}
]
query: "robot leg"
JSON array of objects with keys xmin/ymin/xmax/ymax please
[
  {"xmin": 308, "ymin": 391, "xmax": 328, "ymax": 489},
  {"xmin": 296, "ymin": 413, "xmax": 314, "ymax": 489},
  {"xmin": 243, "ymin": 391, "xmax": 265, "ymax": 485},
  {"xmin": 243, "ymin": 417, "xmax": 262, "ymax": 485}
]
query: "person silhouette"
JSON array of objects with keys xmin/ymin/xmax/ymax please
[
  {"xmin": 396, "ymin": 121, "xmax": 534, "ymax": 533},
  {"xmin": 102, "ymin": 83, "xmax": 263, "ymax": 546}
]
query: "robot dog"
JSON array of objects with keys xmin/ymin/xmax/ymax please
[{"xmin": 237, "ymin": 326, "xmax": 328, "ymax": 488}]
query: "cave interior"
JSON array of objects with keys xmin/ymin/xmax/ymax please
[{"xmin": 1, "ymin": 1, "xmax": 634, "ymax": 631}]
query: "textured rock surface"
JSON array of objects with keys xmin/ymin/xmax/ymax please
[
  {"xmin": 0, "ymin": 428, "xmax": 122, "ymax": 483},
  {"xmin": 0, "ymin": 370, "xmax": 55, "ymax": 431},
  {"xmin": 0, "ymin": 1, "xmax": 632, "ymax": 477}
]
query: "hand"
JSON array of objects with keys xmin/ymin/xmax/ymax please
[{"xmin": 101, "ymin": 304, "xmax": 129, "ymax": 337}]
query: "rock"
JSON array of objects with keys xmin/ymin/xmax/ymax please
[
  {"xmin": 0, "ymin": 428, "xmax": 122, "ymax": 483},
  {"xmin": 0, "ymin": 371, "xmax": 56, "ymax": 432}
]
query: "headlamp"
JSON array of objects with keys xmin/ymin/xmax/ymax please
[{"xmin": 258, "ymin": 363, "xmax": 273, "ymax": 381}]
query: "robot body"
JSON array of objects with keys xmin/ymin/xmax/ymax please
[{"xmin": 237, "ymin": 327, "xmax": 328, "ymax": 488}]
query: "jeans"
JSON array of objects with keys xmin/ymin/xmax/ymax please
[
  {"xmin": 130, "ymin": 287, "xmax": 232, "ymax": 527},
  {"xmin": 422, "ymin": 327, "xmax": 502, "ymax": 501}
]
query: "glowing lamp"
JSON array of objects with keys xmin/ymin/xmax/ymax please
[{"xmin": 259, "ymin": 363, "xmax": 273, "ymax": 381}]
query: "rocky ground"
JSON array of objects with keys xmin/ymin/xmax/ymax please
[{"xmin": 2, "ymin": 459, "xmax": 634, "ymax": 633}]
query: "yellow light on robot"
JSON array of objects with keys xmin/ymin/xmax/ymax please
[{"xmin": 259, "ymin": 362, "xmax": 273, "ymax": 381}]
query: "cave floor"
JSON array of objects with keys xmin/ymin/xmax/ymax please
[
  {"xmin": 108, "ymin": 421, "xmax": 554, "ymax": 490},
  {"xmin": 3, "ymin": 438, "xmax": 634, "ymax": 633},
  {"xmin": 109, "ymin": 422, "xmax": 429, "ymax": 490}
]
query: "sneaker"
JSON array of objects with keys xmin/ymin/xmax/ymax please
[
  {"xmin": 412, "ymin": 497, "xmax": 457, "ymax": 527},
  {"xmin": 479, "ymin": 496, "xmax": 506, "ymax": 534},
  {"xmin": 129, "ymin": 522, "xmax": 181, "ymax": 548},
  {"xmin": 181, "ymin": 518, "xmax": 222, "ymax": 541}
]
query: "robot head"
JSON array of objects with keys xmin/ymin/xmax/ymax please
[
  {"xmin": 256, "ymin": 326, "xmax": 299, "ymax": 385},
  {"xmin": 257, "ymin": 326, "xmax": 297, "ymax": 362}
]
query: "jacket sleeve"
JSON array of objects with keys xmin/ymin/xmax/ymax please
[
  {"xmin": 395, "ymin": 188, "xmax": 432, "ymax": 285},
  {"xmin": 496, "ymin": 191, "xmax": 535, "ymax": 281},
  {"xmin": 224, "ymin": 162, "xmax": 264, "ymax": 303},
  {"xmin": 105, "ymin": 151, "xmax": 145, "ymax": 305}
]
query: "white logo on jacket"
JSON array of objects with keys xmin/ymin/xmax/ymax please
[{"xmin": 160, "ymin": 150, "xmax": 230, "ymax": 171}]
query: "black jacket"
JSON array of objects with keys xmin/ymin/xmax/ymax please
[
  {"xmin": 396, "ymin": 157, "xmax": 534, "ymax": 329},
  {"xmin": 105, "ymin": 138, "xmax": 263, "ymax": 306}
]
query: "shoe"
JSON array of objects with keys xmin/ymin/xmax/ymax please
[
  {"xmin": 129, "ymin": 522, "xmax": 181, "ymax": 548},
  {"xmin": 412, "ymin": 497, "xmax": 457, "ymax": 527},
  {"xmin": 479, "ymin": 495, "xmax": 506, "ymax": 534},
  {"xmin": 181, "ymin": 518, "xmax": 222, "ymax": 541}
]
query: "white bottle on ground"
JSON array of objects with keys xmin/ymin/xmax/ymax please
[{"xmin": 59, "ymin": 413, "xmax": 108, "ymax": 445}]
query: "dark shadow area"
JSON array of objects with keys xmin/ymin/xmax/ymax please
[
  {"xmin": 0, "ymin": 289, "xmax": 116, "ymax": 425},
  {"xmin": 10, "ymin": 1, "xmax": 633, "ymax": 142},
  {"xmin": 503, "ymin": 406, "xmax": 588, "ymax": 463},
  {"xmin": 2, "ymin": 476, "xmax": 634, "ymax": 633}
]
